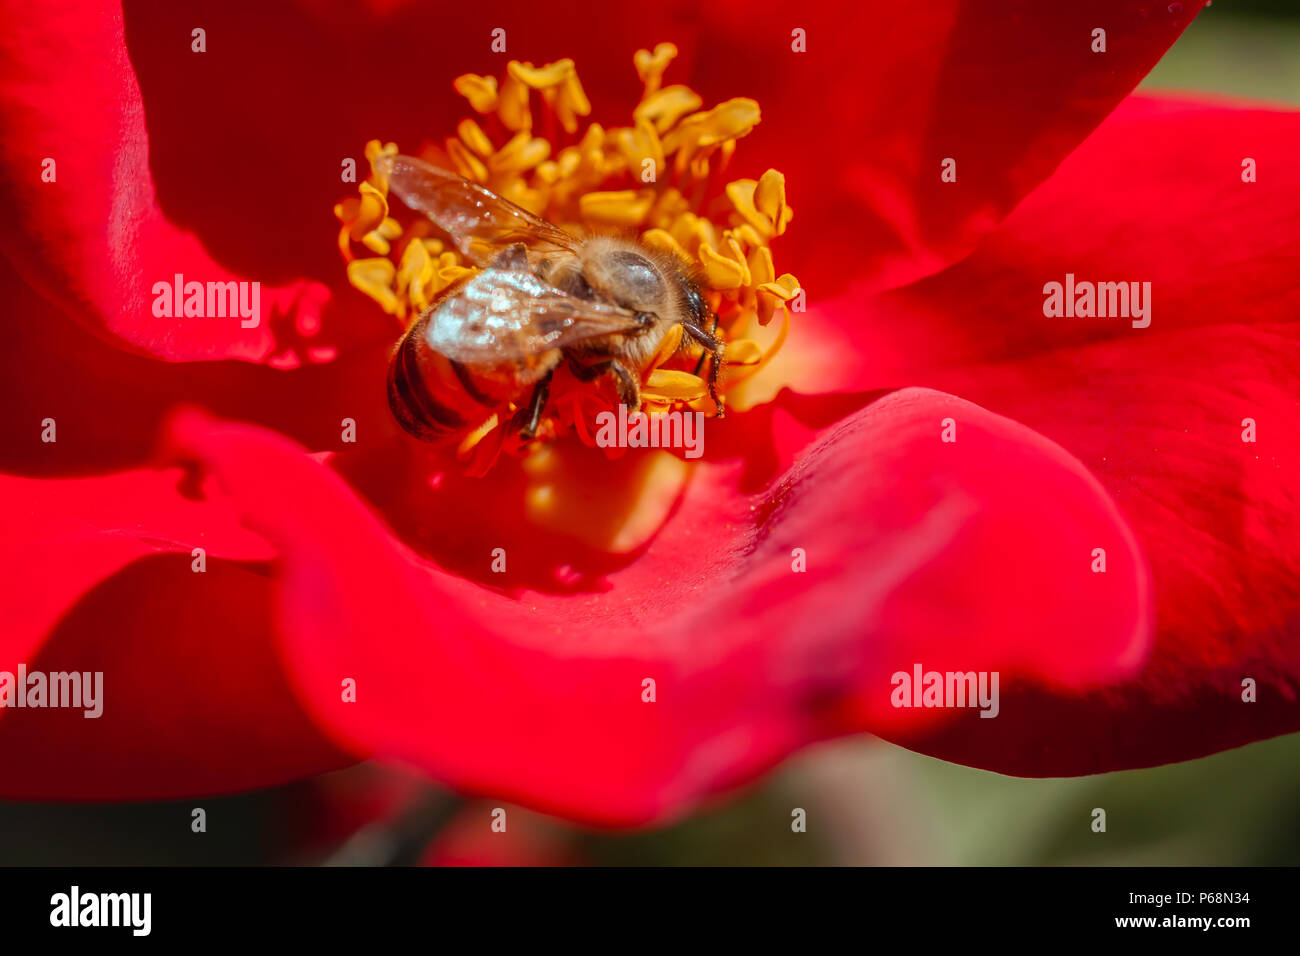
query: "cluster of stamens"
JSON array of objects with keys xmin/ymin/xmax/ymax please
[{"xmin": 335, "ymin": 43, "xmax": 800, "ymax": 471}]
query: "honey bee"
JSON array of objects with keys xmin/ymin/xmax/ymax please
[{"xmin": 377, "ymin": 154, "xmax": 724, "ymax": 443}]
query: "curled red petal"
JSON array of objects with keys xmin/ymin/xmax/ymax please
[
  {"xmin": 166, "ymin": 390, "xmax": 1147, "ymax": 824},
  {"xmin": 0, "ymin": 468, "xmax": 351, "ymax": 798},
  {"xmin": 1, "ymin": 1, "xmax": 1205, "ymax": 360},
  {"xmin": 732, "ymin": 1, "xmax": 1208, "ymax": 294},
  {"xmin": 821, "ymin": 97, "xmax": 1300, "ymax": 772},
  {"xmin": 0, "ymin": 3, "xmax": 347, "ymax": 361}
]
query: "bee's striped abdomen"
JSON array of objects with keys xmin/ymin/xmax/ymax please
[{"xmin": 387, "ymin": 314, "xmax": 500, "ymax": 442}]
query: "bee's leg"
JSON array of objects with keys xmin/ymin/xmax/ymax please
[
  {"xmin": 691, "ymin": 312, "xmax": 721, "ymax": 376},
  {"xmin": 681, "ymin": 318, "xmax": 726, "ymax": 418},
  {"xmin": 568, "ymin": 357, "xmax": 641, "ymax": 411},
  {"xmin": 515, "ymin": 368, "xmax": 554, "ymax": 441}
]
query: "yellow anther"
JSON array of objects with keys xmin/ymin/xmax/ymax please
[
  {"xmin": 499, "ymin": 177, "xmax": 547, "ymax": 216},
  {"xmin": 634, "ymin": 42, "xmax": 678, "ymax": 96},
  {"xmin": 343, "ymin": 181, "xmax": 389, "ymax": 241},
  {"xmin": 642, "ymin": 369, "xmax": 707, "ymax": 403},
  {"xmin": 720, "ymin": 233, "xmax": 751, "ymax": 286},
  {"xmin": 717, "ymin": 138, "xmax": 737, "ymax": 173},
  {"xmin": 508, "ymin": 59, "xmax": 574, "ymax": 89},
  {"xmin": 722, "ymin": 338, "xmax": 765, "ymax": 365},
  {"xmin": 756, "ymin": 274, "xmax": 801, "ymax": 326},
  {"xmin": 669, "ymin": 211, "xmax": 716, "ymax": 256},
  {"xmin": 663, "ymin": 98, "xmax": 761, "ymax": 154},
  {"xmin": 439, "ymin": 264, "xmax": 475, "ymax": 286},
  {"xmin": 490, "ymin": 131, "xmax": 551, "ymax": 176},
  {"xmin": 498, "ymin": 73, "xmax": 531, "ymax": 131},
  {"xmin": 759, "ymin": 274, "xmax": 801, "ymax": 300},
  {"xmin": 457, "ymin": 412, "xmax": 501, "ymax": 458},
  {"xmin": 747, "ymin": 244, "xmax": 775, "ymax": 287},
  {"xmin": 698, "ymin": 98, "xmax": 762, "ymax": 145},
  {"xmin": 754, "ymin": 168, "xmax": 793, "ymax": 235},
  {"xmin": 453, "ymin": 74, "xmax": 499, "ymax": 114},
  {"xmin": 612, "ymin": 119, "xmax": 665, "ymax": 183},
  {"xmin": 688, "ymin": 149, "xmax": 715, "ymax": 181},
  {"xmin": 396, "ymin": 237, "xmax": 437, "ymax": 313},
  {"xmin": 347, "ymin": 258, "xmax": 400, "ymax": 315},
  {"xmin": 648, "ymin": 187, "xmax": 689, "ymax": 228},
  {"xmin": 361, "ymin": 216, "xmax": 402, "ymax": 256},
  {"xmin": 557, "ymin": 69, "xmax": 592, "ymax": 134},
  {"xmin": 724, "ymin": 178, "xmax": 768, "ymax": 236},
  {"xmin": 457, "ymin": 118, "xmax": 495, "ymax": 158},
  {"xmin": 578, "ymin": 122, "xmax": 605, "ymax": 153},
  {"xmin": 447, "ymin": 138, "xmax": 489, "ymax": 182},
  {"xmin": 647, "ymin": 322, "xmax": 684, "ymax": 371},
  {"xmin": 732, "ymin": 223, "xmax": 767, "ymax": 249},
  {"xmin": 364, "ymin": 139, "xmax": 399, "ymax": 191},
  {"xmin": 698, "ymin": 241, "xmax": 746, "ymax": 290},
  {"xmin": 555, "ymin": 149, "xmax": 582, "ymax": 180},
  {"xmin": 533, "ymin": 160, "xmax": 561, "ymax": 185},
  {"xmin": 639, "ymin": 228, "xmax": 686, "ymax": 257},
  {"xmin": 578, "ymin": 189, "xmax": 655, "ymax": 227},
  {"xmin": 634, "ymin": 85, "xmax": 704, "ymax": 135}
]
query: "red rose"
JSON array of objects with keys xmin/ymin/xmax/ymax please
[{"xmin": 2, "ymin": 0, "xmax": 1296, "ymax": 826}]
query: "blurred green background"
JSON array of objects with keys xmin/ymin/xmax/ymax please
[
  {"xmin": 1141, "ymin": 1, "xmax": 1300, "ymax": 103},
  {"xmin": 2, "ymin": 2, "xmax": 1297, "ymax": 866}
]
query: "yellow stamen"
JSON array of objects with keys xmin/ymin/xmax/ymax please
[
  {"xmin": 453, "ymin": 74, "xmax": 499, "ymax": 114},
  {"xmin": 639, "ymin": 228, "xmax": 687, "ymax": 257},
  {"xmin": 457, "ymin": 118, "xmax": 495, "ymax": 159},
  {"xmin": 498, "ymin": 72, "xmax": 531, "ymax": 131},
  {"xmin": 489, "ymin": 131, "xmax": 551, "ymax": 177},
  {"xmin": 698, "ymin": 240, "xmax": 746, "ymax": 289},
  {"xmin": 578, "ymin": 189, "xmax": 655, "ymax": 228},
  {"xmin": 643, "ymin": 369, "xmax": 708, "ymax": 403},
  {"xmin": 721, "ymin": 305, "xmax": 791, "ymax": 394},
  {"xmin": 557, "ymin": 70, "xmax": 592, "ymax": 134},
  {"xmin": 647, "ymin": 322, "xmax": 684, "ymax": 371},
  {"xmin": 447, "ymin": 138, "xmax": 489, "ymax": 183},
  {"xmin": 347, "ymin": 258, "xmax": 401, "ymax": 315},
  {"xmin": 754, "ymin": 168, "xmax": 794, "ymax": 235},
  {"xmin": 634, "ymin": 85, "xmax": 703, "ymax": 134},
  {"xmin": 634, "ymin": 42, "xmax": 678, "ymax": 98},
  {"xmin": 722, "ymin": 338, "xmax": 765, "ymax": 366}
]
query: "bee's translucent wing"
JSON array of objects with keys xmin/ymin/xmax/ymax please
[
  {"xmin": 424, "ymin": 266, "xmax": 647, "ymax": 364},
  {"xmin": 376, "ymin": 153, "xmax": 579, "ymax": 266}
]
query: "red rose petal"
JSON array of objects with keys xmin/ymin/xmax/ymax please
[
  {"xmin": 166, "ymin": 390, "xmax": 1147, "ymax": 823},
  {"xmin": 0, "ymin": 3, "xmax": 359, "ymax": 362},
  {"xmin": 807, "ymin": 97, "xmax": 1300, "ymax": 772},
  {"xmin": 728, "ymin": 1, "xmax": 1208, "ymax": 295},
  {"xmin": 0, "ymin": 467, "xmax": 351, "ymax": 799},
  {"xmin": 2, "ymin": 2, "xmax": 1204, "ymax": 360}
]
